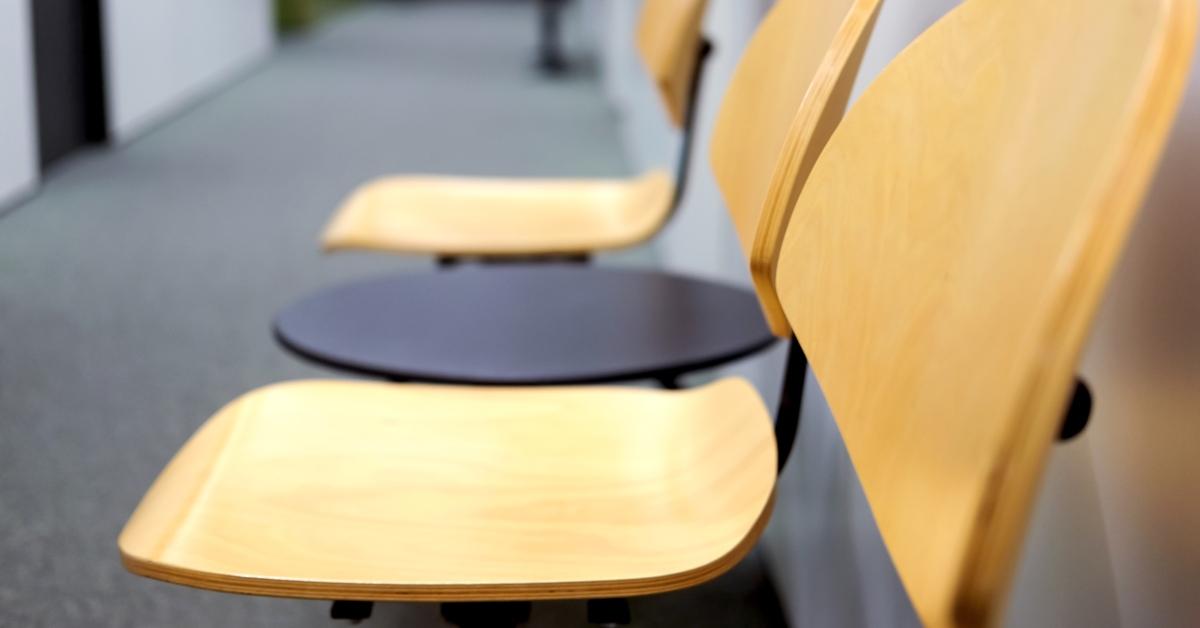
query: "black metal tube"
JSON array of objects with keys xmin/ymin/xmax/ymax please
[
  {"xmin": 774, "ymin": 337, "xmax": 809, "ymax": 473},
  {"xmin": 537, "ymin": 0, "xmax": 568, "ymax": 73},
  {"xmin": 669, "ymin": 39, "xmax": 715, "ymax": 213}
]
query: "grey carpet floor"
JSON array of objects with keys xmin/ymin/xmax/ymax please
[{"xmin": 0, "ymin": 2, "xmax": 786, "ymax": 626}]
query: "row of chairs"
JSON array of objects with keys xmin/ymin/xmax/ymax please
[{"xmin": 117, "ymin": 0, "xmax": 1196, "ymax": 626}]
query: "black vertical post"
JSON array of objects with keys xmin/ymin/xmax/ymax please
[
  {"xmin": 80, "ymin": 0, "xmax": 109, "ymax": 144},
  {"xmin": 537, "ymin": 0, "xmax": 568, "ymax": 74},
  {"xmin": 774, "ymin": 338, "xmax": 809, "ymax": 473}
]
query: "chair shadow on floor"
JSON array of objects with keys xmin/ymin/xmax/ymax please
[{"xmin": 360, "ymin": 548, "xmax": 790, "ymax": 627}]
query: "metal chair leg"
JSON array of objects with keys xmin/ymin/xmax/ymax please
[
  {"xmin": 330, "ymin": 600, "xmax": 373, "ymax": 624},
  {"xmin": 587, "ymin": 598, "xmax": 632, "ymax": 626},
  {"xmin": 537, "ymin": 0, "xmax": 569, "ymax": 74},
  {"xmin": 441, "ymin": 601, "xmax": 532, "ymax": 628}
]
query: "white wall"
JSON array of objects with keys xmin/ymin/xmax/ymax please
[
  {"xmin": 0, "ymin": 0, "xmax": 38, "ymax": 209},
  {"xmin": 102, "ymin": 0, "xmax": 274, "ymax": 142},
  {"xmin": 1, "ymin": 0, "xmax": 273, "ymax": 204},
  {"xmin": 599, "ymin": 1, "xmax": 1199, "ymax": 626},
  {"xmin": 1079, "ymin": 28, "xmax": 1200, "ymax": 626}
]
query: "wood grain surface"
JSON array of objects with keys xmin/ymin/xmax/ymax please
[
  {"xmin": 710, "ymin": 0, "xmax": 883, "ymax": 335},
  {"xmin": 773, "ymin": 0, "xmax": 1196, "ymax": 624},
  {"xmin": 321, "ymin": 171, "xmax": 674, "ymax": 256},
  {"xmin": 120, "ymin": 379, "xmax": 776, "ymax": 601}
]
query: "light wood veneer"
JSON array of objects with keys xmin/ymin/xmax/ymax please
[
  {"xmin": 321, "ymin": 171, "xmax": 673, "ymax": 255},
  {"xmin": 119, "ymin": 379, "xmax": 776, "ymax": 601},
  {"xmin": 710, "ymin": 0, "xmax": 883, "ymax": 335},
  {"xmin": 774, "ymin": 0, "xmax": 1196, "ymax": 624}
]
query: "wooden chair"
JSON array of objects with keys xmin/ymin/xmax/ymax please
[
  {"xmin": 321, "ymin": 0, "xmax": 709, "ymax": 261},
  {"xmin": 119, "ymin": 0, "xmax": 1193, "ymax": 626},
  {"xmin": 769, "ymin": 0, "xmax": 1194, "ymax": 624},
  {"xmin": 271, "ymin": 0, "xmax": 881, "ymax": 388}
]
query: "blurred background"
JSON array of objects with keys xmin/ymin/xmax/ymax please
[{"xmin": 0, "ymin": 1, "xmax": 1196, "ymax": 626}]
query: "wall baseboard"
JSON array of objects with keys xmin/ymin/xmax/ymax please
[{"xmin": 0, "ymin": 182, "xmax": 39, "ymax": 219}]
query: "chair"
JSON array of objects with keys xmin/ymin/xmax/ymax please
[
  {"xmin": 119, "ymin": 0, "xmax": 1194, "ymax": 627},
  {"xmin": 271, "ymin": 0, "xmax": 881, "ymax": 388},
  {"xmin": 769, "ymin": 0, "xmax": 1194, "ymax": 624},
  {"xmin": 321, "ymin": 0, "xmax": 709, "ymax": 261}
]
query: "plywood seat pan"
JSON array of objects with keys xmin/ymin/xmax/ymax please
[
  {"xmin": 321, "ymin": 171, "xmax": 675, "ymax": 256},
  {"xmin": 118, "ymin": 379, "xmax": 777, "ymax": 601}
]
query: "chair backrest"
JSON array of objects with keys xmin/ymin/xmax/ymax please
[
  {"xmin": 635, "ymin": 0, "xmax": 710, "ymax": 128},
  {"xmin": 771, "ymin": 0, "xmax": 1195, "ymax": 624},
  {"xmin": 710, "ymin": 0, "xmax": 883, "ymax": 335}
]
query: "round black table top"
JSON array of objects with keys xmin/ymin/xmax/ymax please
[{"xmin": 274, "ymin": 265, "xmax": 778, "ymax": 386}]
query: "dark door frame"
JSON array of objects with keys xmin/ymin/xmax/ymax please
[{"xmin": 31, "ymin": 0, "xmax": 108, "ymax": 171}]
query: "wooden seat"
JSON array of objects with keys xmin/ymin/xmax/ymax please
[
  {"xmin": 321, "ymin": 171, "xmax": 674, "ymax": 255},
  {"xmin": 118, "ymin": 379, "xmax": 777, "ymax": 601},
  {"xmin": 322, "ymin": 0, "xmax": 707, "ymax": 257}
]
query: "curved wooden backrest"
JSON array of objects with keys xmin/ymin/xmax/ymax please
[
  {"xmin": 635, "ymin": 0, "xmax": 710, "ymax": 128},
  {"xmin": 709, "ymin": 0, "xmax": 883, "ymax": 335},
  {"xmin": 773, "ymin": 0, "xmax": 1195, "ymax": 625}
]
